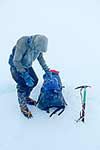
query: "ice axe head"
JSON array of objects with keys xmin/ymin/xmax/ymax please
[{"xmin": 75, "ymin": 85, "xmax": 91, "ymax": 90}]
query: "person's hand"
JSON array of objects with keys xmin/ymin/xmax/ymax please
[
  {"xmin": 45, "ymin": 70, "xmax": 52, "ymax": 78},
  {"xmin": 21, "ymin": 72, "xmax": 34, "ymax": 87}
]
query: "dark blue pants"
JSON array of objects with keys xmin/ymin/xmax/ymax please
[{"xmin": 10, "ymin": 67, "xmax": 38, "ymax": 104}]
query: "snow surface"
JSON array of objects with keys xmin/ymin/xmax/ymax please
[{"xmin": 0, "ymin": 0, "xmax": 100, "ymax": 150}]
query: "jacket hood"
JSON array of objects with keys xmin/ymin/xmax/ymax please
[{"xmin": 33, "ymin": 35, "xmax": 48, "ymax": 52}]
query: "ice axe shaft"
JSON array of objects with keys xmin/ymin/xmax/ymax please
[{"xmin": 75, "ymin": 85, "xmax": 91, "ymax": 123}]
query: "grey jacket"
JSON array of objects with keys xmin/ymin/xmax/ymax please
[{"xmin": 13, "ymin": 35, "xmax": 49, "ymax": 73}]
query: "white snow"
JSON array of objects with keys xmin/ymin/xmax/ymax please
[{"xmin": 0, "ymin": 0, "xmax": 100, "ymax": 150}]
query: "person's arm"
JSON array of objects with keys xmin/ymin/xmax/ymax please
[
  {"xmin": 37, "ymin": 53, "xmax": 52, "ymax": 78},
  {"xmin": 37, "ymin": 53, "xmax": 49, "ymax": 72},
  {"xmin": 13, "ymin": 38, "xmax": 27, "ymax": 73}
]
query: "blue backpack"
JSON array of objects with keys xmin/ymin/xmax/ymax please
[{"xmin": 37, "ymin": 70, "xmax": 67, "ymax": 117}]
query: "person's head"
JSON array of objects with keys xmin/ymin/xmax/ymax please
[{"xmin": 33, "ymin": 35, "xmax": 48, "ymax": 53}]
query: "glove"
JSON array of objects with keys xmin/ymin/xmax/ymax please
[{"xmin": 21, "ymin": 72, "xmax": 34, "ymax": 87}]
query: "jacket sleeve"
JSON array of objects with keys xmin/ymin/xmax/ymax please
[
  {"xmin": 13, "ymin": 38, "xmax": 27, "ymax": 73},
  {"xmin": 37, "ymin": 53, "xmax": 49, "ymax": 72}
]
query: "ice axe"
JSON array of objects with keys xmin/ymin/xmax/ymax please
[{"xmin": 75, "ymin": 85, "xmax": 91, "ymax": 123}]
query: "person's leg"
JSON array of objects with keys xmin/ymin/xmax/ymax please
[
  {"xmin": 10, "ymin": 67, "xmax": 27, "ymax": 100},
  {"xmin": 26, "ymin": 67, "xmax": 38, "ymax": 96},
  {"xmin": 10, "ymin": 66, "xmax": 38, "ymax": 100},
  {"xmin": 10, "ymin": 67, "xmax": 32, "ymax": 118},
  {"xmin": 24, "ymin": 67, "xmax": 38, "ymax": 105}
]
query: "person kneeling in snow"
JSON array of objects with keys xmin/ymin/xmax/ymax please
[{"xmin": 8, "ymin": 34, "xmax": 51, "ymax": 118}]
